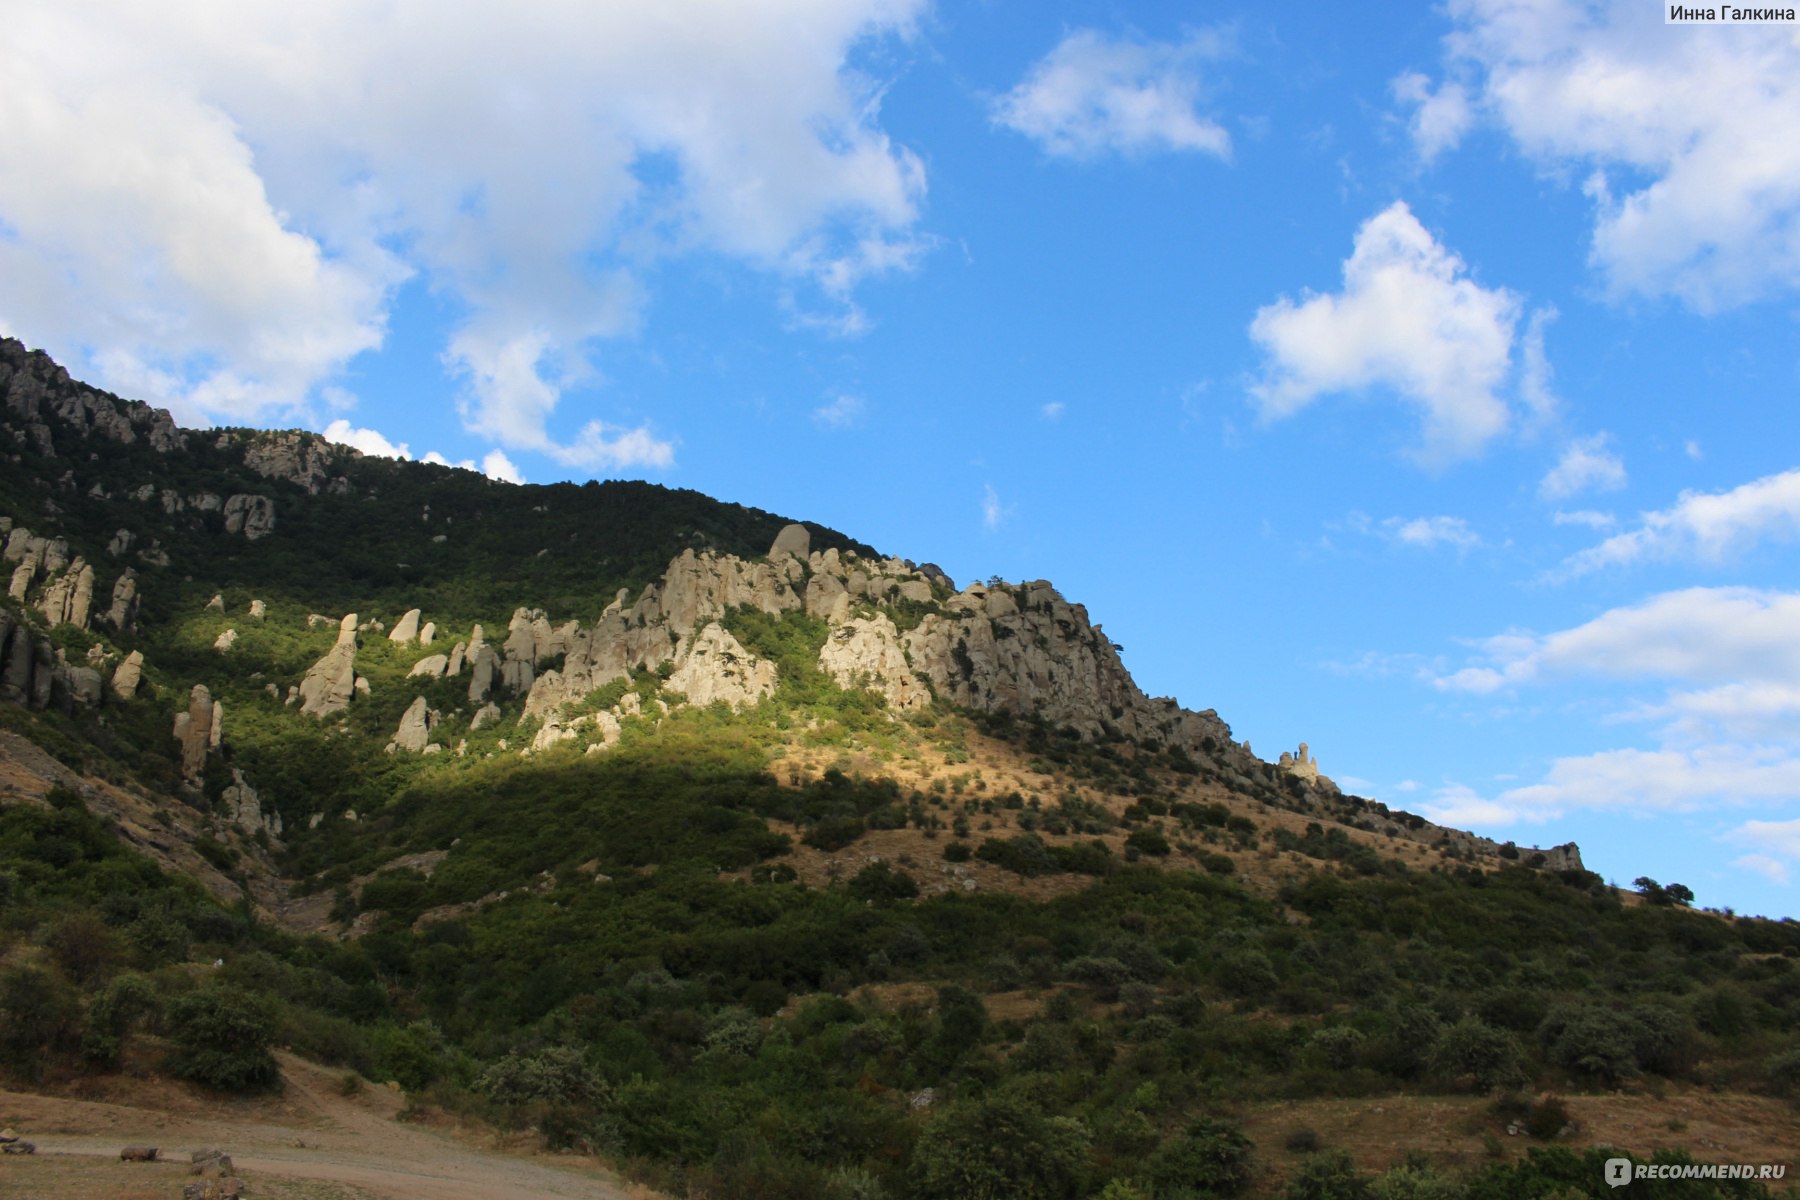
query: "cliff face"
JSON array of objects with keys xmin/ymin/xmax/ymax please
[{"xmin": 0, "ymin": 335, "xmax": 1581, "ymax": 874}]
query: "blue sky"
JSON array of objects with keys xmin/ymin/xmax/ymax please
[{"xmin": 3, "ymin": 1, "xmax": 1798, "ymax": 915}]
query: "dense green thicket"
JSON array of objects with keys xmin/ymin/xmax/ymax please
[{"xmin": 5, "ymin": 752, "xmax": 1798, "ymax": 1199}]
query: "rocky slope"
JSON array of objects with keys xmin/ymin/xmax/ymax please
[{"xmin": 0, "ymin": 335, "xmax": 1580, "ymax": 902}]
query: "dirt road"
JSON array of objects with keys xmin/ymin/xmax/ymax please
[{"xmin": 0, "ymin": 1054, "xmax": 651, "ymax": 1200}]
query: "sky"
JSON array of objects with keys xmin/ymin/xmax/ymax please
[{"xmin": 2, "ymin": 1, "xmax": 1798, "ymax": 916}]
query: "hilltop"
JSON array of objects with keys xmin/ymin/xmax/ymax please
[{"xmin": 0, "ymin": 336, "xmax": 1795, "ymax": 1200}]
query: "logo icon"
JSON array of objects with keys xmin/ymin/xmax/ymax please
[{"xmin": 1605, "ymin": 1157, "xmax": 1633, "ymax": 1188}]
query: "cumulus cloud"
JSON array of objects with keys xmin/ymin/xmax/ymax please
[
  {"xmin": 1412, "ymin": 0, "xmax": 1800, "ymax": 309},
  {"xmin": 1558, "ymin": 466, "xmax": 1800, "ymax": 576},
  {"xmin": 1041, "ymin": 401, "xmax": 1066, "ymax": 421},
  {"xmin": 994, "ymin": 28, "xmax": 1232, "ymax": 160},
  {"xmin": 1539, "ymin": 433, "xmax": 1626, "ymax": 501},
  {"xmin": 1553, "ymin": 509, "xmax": 1616, "ymax": 530},
  {"xmin": 322, "ymin": 420, "xmax": 410, "ymax": 461},
  {"xmin": 0, "ymin": 1, "xmax": 927, "ymax": 456},
  {"xmin": 1249, "ymin": 202, "xmax": 1523, "ymax": 466}
]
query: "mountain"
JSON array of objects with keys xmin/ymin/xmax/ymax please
[{"xmin": 1, "ymin": 335, "xmax": 1796, "ymax": 1200}]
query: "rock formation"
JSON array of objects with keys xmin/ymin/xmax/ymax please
[
  {"xmin": 172, "ymin": 685, "xmax": 215, "ymax": 783},
  {"xmin": 222, "ymin": 494, "xmax": 276, "ymax": 539},
  {"xmin": 387, "ymin": 696, "xmax": 438, "ymax": 753},
  {"xmin": 224, "ymin": 769, "xmax": 281, "ymax": 837},
  {"xmin": 389, "ymin": 609, "xmax": 422, "ymax": 643},
  {"xmin": 665, "ymin": 623, "xmax": 778, "ymax": 708},
  {"xmin": 297, "ymin": 614, "xmax": 361, "ymax": 717},
  {"xmin": 110, "ymin": 650, "xmax": 145, "ymax": 700}
]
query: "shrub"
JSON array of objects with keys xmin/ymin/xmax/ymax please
[
  {"xmin": 1146, "ymin": 1117, "xmax": 1256, "ymax": 1197},
  {"xmin": 911, "ymin": 1094, "xmax": 1090, "ymax": 1200},
  {"xmin": 476, "ymin": 1044, "xmax": 607, "ymax": 1107},
  {"xmin": 1283, "ymin": 1149, "xmax": 1371, "ymax": 1200},
  {"xmin": 847, "ymin": 862, "xmax": 919, "ymax": 903},
  {"xmin": 1430, "ymin": 1018, "xmax": 1523, "ymax": 1092},
  {"xmin": 0, "ymin": 965, "xmax": 80, "ymax": 1078},
  {"xmin": 166, "ymin": 985, "xmax": 281, "ymax": 1092}
]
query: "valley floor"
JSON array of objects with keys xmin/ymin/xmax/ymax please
[{"xmin": 0, "ymin": 1053, "xmax": 651, "ymax": 1200}]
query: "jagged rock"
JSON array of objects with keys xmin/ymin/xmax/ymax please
[
  {"xmin": 804, "ymin": 572, "xmax": 851, "ymax": 623},
  {"xmin": 819, "ymin": 614, "xmax": 930, "ymax": 709},
  {"xmin": 0, "ymin": 621, "xmax": 32, "ymax": 703},
  {"xmin": 770, "ymin": 523, "xmax": 811, "ymax": 561},
  {"xmin": 223, "ymin": 769, "xmax": 279, "ymax": 837},
  {"xmin": 467, "ymin": 645, "xmax": 500, "ymax": 704},
  {"xmin": 446, "ymin": 640, "xmax": 467, "ymax": 676},
  {"xmin": 222, "ymin": 493, "xmax": 276, "ymax": 539},
  {"xmin": 7, "ymin": 562, "xmax": 33, "ymax": 601},
  {"xmin": 407, "ymin": 654, "xmax": 449, "ymax": 679},
  {"xmin": 110, "ymin": 650, "xmax": 144, "ymax": 700},
  {"xmin": 418, "ymin": 621, "xmax": 436, "ymax": 646},
  {"xmin": 213, "ymin": 629, "xmax": 237, "ymax": 652},
  {"xmin": 240, "ymin": 430, "xmax": 343, "ymax": 493},
  {"xmin": 28, "ymin": 640, "xmax": 53, "ymax": 709},
  {"xmin": 249, "ymin": 599, "xmax": 266, "ymax": 619},
  {"xmin": 107, "ymin": 528, "xmax": 134, "ymax": 557},
  {"xmin": 107, "ymin": 570, "xmax": 140, "ymax": 631},
  {"xmin": 1279, "ymin": 742, "xmax": 1324, "ymax": 784},
  {"xmin": 206, "ymin": 593, "xmax": 224, "ymax": 612},
  {"xmin": 298, "ymin": 614, "xmax": 359, "ymax": 717},
  {"xmin": 60, "ymin": 662, "xmax": 104, "ymax": 709},
  {"xmin": 665, "ymin": 623, "xmax": 777, "ymax": 708},
  {"xmin": 658, "ymin": 549, "xmax": 802, "ymax": 637},
  {"xmin": 38, "ymin": 558, "xmax": 94, "ymax": 628},
  {"xmin": 470, "ymin": 703, "xmax": 502, "ymax": 730},
  {"xmin": 172, "ymin": 685, "xmax": 214, "ymax": 783},
  {"xmin": 387, "ymin": 696, "xmax": 437, "ymax": 753},
  {"xmin": 389, "ymin": 609, "xmax": 421, "ymax": 643},
  {"xmin": 190, "ymin": 492, "xmax": 222, "ymax": 513}
]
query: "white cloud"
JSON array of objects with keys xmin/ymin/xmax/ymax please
[
  {"xmin": 994, "ymin": 28, "xmax": 1232, "ymax": 160},
  {"xmin": 322, "ymin": 419, "xmax": 410, "ymax": 461},
  {"xmin": 1426, "ymin": 745, "xmax": 1800, "ymax": 827},
  {"xmin": 1391, "ymin": 71, "xmax": 1473, "ymax": 163},
  {"xmin": 1539, "ymin": 433, "xmax": 1626, "ymax": 501},
  {"xmin": 1559, "ymin": 466, "xmax": 1800, "ymax": 576},
  {"xmin": 1041, "ymin": 401, "xmax": 1066, "ymax": 421},
  {"xmin": 812, "ymin": 394, "xmax": 866, "ymax": 429},
  {"xmin": 1419, "ymin": 0, "xmax": 1800, "ymax": 309},
  {"xmin": 1685, "ymin": 440, "xmax": 1704, "ymax": 461},
  {"xmin": 0, "ymin": 1, "xmax": 928, "ymax": 446},
  {"xmin": 1433, "ymin": 586, "xmax": 1800, "ymax": 696},
  {"xmin": 982, "ymin": 483, "xmax": 1007, "ymax": 531},
  {"xmin": 1553, "ymin": 509, "xmax": 1616, "ymax": 530},
  {"xmin": 1725, "ymin": 820, "xmax": 1800, "ymax": 886},
  {"xmin": 481, "ymin": 449, "xmax": 523, "ymax": 485},
  {"xmin": 1386, "ymin": 515, "xmax": 1482, "ymax": 551},
  {"xmin": 1249, "ymin": 202, "xmax": 1522, "ymax": 466}
]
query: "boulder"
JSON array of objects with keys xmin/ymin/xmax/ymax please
[
  {"xmin": 769, "ymin": 523, "xmax": 811, "ymax": 561},
  {"xmin": 110, "ymin": 650, "xmax": 145, "ymax": 700},
  {"xmin": 222, "ymin": 493, "xmax": 276, "ymax": 539},
  {"xmin": 107, "ymin": 570, "xmax": 140, "ymax": 631},
  {"xmin": 407, "ymin": 654, "xmax": 449, "ymax": 679},
  {"xmin": 248, "ymin": 599, "xmax": 266, "ymax": 619},
  {"xmin": 213, "ymin": 629, "xmax": 237, "ymax": 652},
  {"xmin": 120, "ymin": 1144, "xmax": 159, "ymax": 1162},
  {"xmin": 418, "ymin": 621, "xmax": 436, "ymax": 646},
  {"xmin": 387, "ymin": 696, "xmax": 437, "ymax": 753},
  {"xmin": 388, "ymin": 608, "xmax": 421, "ymax": 643}
]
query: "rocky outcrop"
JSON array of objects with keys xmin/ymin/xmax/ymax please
[
  {"xmin": 770, "ymin": 523, "xmax": 811, "ymax": 561},
  {"xmin": 110, "ymin": 650, "xmax": 145, "ymax": 700},
  {"xmin": 297, "ymin": 614, "xmax": 360, "ymax": 717},
  {"xmin": 387, "ymin": 696, "xmax": 438, "ymax": 753},
  {"xmin": 223, "ymin": 768, "xmax": 280, "ymax": 837},
  {"xmin": 819, "ymin": 614, "xmax": 929, "ymax": 710},
  {"xmin": 222, "ymin": 494, "xmax": 276, "ymax": 539},
  {"xmin": 0, "ymin": 337, "xmax": 184, "ymax": 455},
  {"xmin": 238, "ymin": 430, "xmax": 349, "ymax": 494},
  {"xmin": 389, "ymin": 609, "xmax": 422, "ymax": 643},
  {"xmin": 38, "ymin": 558, "xmax": 95, "ymax": 629},
  {"xmin": 107, "ymin": 570, "xmax": 140, "ymax": 631},
  {"xmin": 1278, "ymin": 743, "xmax": 1330, "ymax": 787},
  {"xmin": 172, "ymin": 685, "xmax": 215, "ymax": 783},
  {"xmin": 664, "ymin": 623, "xmax": 777, "ymax": 708},
  {"xmin": 408, "ymin": 654, "xmax": 449, "ymax": 679},
  {"xmin": 213, "ymin": 629, "xmax": 237, "ymax": 652}
]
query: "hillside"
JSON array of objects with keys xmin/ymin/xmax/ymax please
[{"xmin": 1, "ymin": 335, "xmax": 1796, "ymax": 1200}]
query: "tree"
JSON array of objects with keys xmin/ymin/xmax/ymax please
[
  {"xmin": 1663, "ymin": 882, "xmax": 1694, "ymax": 907},
  {"xmin": 1632, "ymin": 877, "xmax": 1668, "ymax": 905},
  {"xmin": 166, "ymin": 986, "xmax": 281, "ymax": 1092}
]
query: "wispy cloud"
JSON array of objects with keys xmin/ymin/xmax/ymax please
[
  {"xmin": 1558, "ymin": 467, "xmax": 1800, "ymax": 577},
  {"xmin": 1539, "ymin": 433, "xmax": 1626, "ymax": 501},
  {"xmin": 812, "ymin": 393, "xmax": 866, "ymax": 429},
  {"xmin": 994, "ymin": 28, "xmax": 1232, "ymax": 161}
]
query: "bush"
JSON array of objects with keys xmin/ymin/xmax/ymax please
[
  {"xmin": 911, "ymin": 1094, "xmax": 1090, "ymax": 1200},
  {"xmin": 1430, "ymin": 1018, "xmax": 1523, "ymax": 1092},
  {"xmin": 476, "ymin": 1044, "xmax": 607, "ymax": 1107},
  {"xmin": 847, "ymin": 862, "xmax": 919, "ymax": 903},
  {"xmin": 1283, "ymin": 1149, "xmax": 1371, "ymax": 1200},
  {"xmin": 0, "ymin": 965, "xmax": 80, "ymax": 1078},
  {"xmin": 166, "ymin": 985, "xmax": 281, "ymax": 1092},
  {"xmin": 1146, "ymin": 1117, "xmax": 1256, "ymax": 1197}
]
